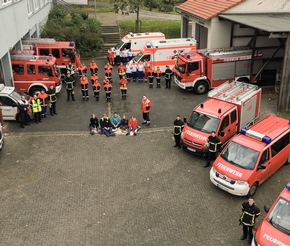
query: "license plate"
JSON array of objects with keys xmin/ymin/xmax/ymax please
[{"xmin": 187, "ymin": 147, "xmax": 196, "ymax": 152}]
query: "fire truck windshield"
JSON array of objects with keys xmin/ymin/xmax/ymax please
[
  {"xmin": 267, "ymin": 198, "xmax": 290, "ymax": 235},
  {"xmin": 220, "ymin": 141, "xmax": 259, "ymax": 170},
  {"xmin": 187, "ymin": 112, "xmax": 220, "ymax": 133},
  {"xmin": 176, "ymin": 57, "xmax": 186, "ymax": 73}
]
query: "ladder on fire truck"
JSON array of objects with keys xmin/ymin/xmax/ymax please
[
  {"xmin": 208, "ymin": 81, "xmax": 259, "ymax": 103},
  {"xmin": 11, "ymin": 54, "xmax": 52, "ymax": 61}
]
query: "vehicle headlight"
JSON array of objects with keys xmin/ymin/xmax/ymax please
[
  {"xmin": 236, "ymin": 180, "xmax": 248, "ymax": 186},
  {"xmin": 181, "ymin": 132, "xmax": 184, "ymax": 138},
  {"xmin": 211, "ymin": 167, "xmax": 216, "ymax": 174}
]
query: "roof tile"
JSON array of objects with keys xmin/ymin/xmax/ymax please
[{"xmin": 176, "ymin": 0, "xmax": 244, "ymax": 21}]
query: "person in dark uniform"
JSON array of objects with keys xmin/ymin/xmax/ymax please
[
  {"xmin": 64, "ymin": 73, "xmax": 75, "ymax": 101},
  {"xmin": 165, "ymin": 65, "xmax": 173, "ymax": 89},
  {"xmin": 17, "ymin": 95, "xmax": 29, "ymax": 128},
  {"xmin": 240, "ymin": 197, "xmax": 260, "ymax": 244},
  {"xmin": 47, "ymin": 85, "xmax": 57, "ymax": 116},
  {"xmin": 204, "ymin": 131, "xmax": 221, "ymax": 167},
  {"xmin": 173, "ymin": 115, "xmax": 184, "ymax": 148}
]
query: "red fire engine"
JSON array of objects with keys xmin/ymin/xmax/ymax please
[
  {"xmin": 11, "ymin": 54, "xmax": 61, "ymax": 96},
  {"xmin": 174, "ymin": 47, "xmax": 262, "ymax": 94},
  {"xmin": 21, "ymin": 38, "xmax": 81, "ymax": 76}
]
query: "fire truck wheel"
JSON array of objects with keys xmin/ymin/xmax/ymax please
[
  {"xmin": 194, "ymin": 81, "xmax": 209, "ymax": 95},
  {"xmin": 248, "ymin": 182, "xmax": 258, "ymax": 197},
  {"xmin": 30, "ymin": 86, "xmax": 44, "ymax": 96}
]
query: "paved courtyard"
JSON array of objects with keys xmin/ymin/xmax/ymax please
[{"xmin": 0, "ymin": 57, "xmax": 288, "ymax": 245}]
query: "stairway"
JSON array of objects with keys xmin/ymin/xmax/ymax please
[{"xmin": 98, "ymin": 25, "xmax": 120, "ymax": 58}]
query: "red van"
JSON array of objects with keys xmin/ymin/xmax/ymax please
[{"xmin": 252, "ymin": 183, "xmax": 290, "ymax": 246}]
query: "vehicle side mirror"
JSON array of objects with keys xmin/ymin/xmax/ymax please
[
  {"xmin": 183, "ymin": 117, "xmax": 187, "ymax": 123},
  {"xmin": 219, "ymin": 131, "xmax": 225, "ymax": 137},
  {"xmin": 264, "ymin": 205, "xmax": 270, "ymax": 213},
  {"xmin": 258, "ymin": 164, "xmax": 266, "ymax": 170}
]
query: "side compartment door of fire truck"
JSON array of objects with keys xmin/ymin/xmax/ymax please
[
  {"xmin": 217, "ymin": 109, "xmax": 238, "ymax": 145},
  {"xmin": 12, "ymin": 62, "xmax": 28, "ymax": 92}
]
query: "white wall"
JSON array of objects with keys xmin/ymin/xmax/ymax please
[{"xmin": 208, "ymin": 17, "xmax": 232, "ymax": 48}]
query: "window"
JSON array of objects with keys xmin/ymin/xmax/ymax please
[
  {"xmin": 12, "ymin": 64, "xmax": 24, "ymax": 75},
  {"xmin": 2, "ymin": 0, "xmax": 12, "ymax": 6},
  {"xmin": 259, "ymin": 149, "xmax": 269, "ymax": 165},
  {"xmin": 38, "ymin": 66, "xmax": 53, "ymax": 77},
  {"xmin": 220, "ymin": 115, "xmax": 229, "ymax": 131},
  {"xmin": 34, "ymin": 0, "xmax": 39, "ymax": 11},
  {"xmin": 52, "ymin": 49, "xmax": 60, "ymax": 58},
  {"xmin": 231, "ymin": 110, "xmax": 237, "ymax": 123},
  {"xmin": 0, "ymin": 96, "xmax": 15, "ymax": 107},
  {"xmin": 39, "ymin": 49, "xmax": 50, "ymax": 56},
  {"xmin": 140, "ymin": 54, "xmax": 150, "ymax": 62},
  {"xmin": 271, "ymin": 133, "xmax": 290, "ymax": 157},
  {"xmin": 188, "ymin": 62, "xmax": 199, "ymax": 73},
  {"xmin": 40, "ymin": 0, "xmax": 44, "ymax": 7},
  {"xmin": 27, "ymin": 0, "xmax": 33, "ymax": 15},
  {"xmin": 27, "ymin": 65, "xmax": 35, "ymax": 74}
]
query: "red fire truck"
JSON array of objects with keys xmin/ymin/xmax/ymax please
[
  {"xmin": 174, "ymin": 47, "xmax": 262, "ymax": 94},
  {"xmin": 21, "ymin": 38, "xmax": 81, "ymax": 76},
  {"xmin": 181, "ymin": 81, "xmax": 261, "ymax": 156},
  {"xmin": 11, "ymin": 54, "xmax": 61, "ymax": 96}
]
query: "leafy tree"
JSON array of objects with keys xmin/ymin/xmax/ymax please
[{"xmin": 41, "ymin": 6, "xmax": 103, "ymax": 57}]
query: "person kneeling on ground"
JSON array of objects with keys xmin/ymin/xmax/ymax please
[
  {"xmin": 89, "ymin": 113, "xmax": 99, "ymax": 135},
  {"xmin": 128, "ymin": 116, "xmax": 140, "ymax": 136},
  {"xmin": 100, "ymin": 114, "xmax": 115, "ymax": 137},
  {"xmin": 110, "ymin": 112, "xmax": 121, "ymax": 130},
  {"xmin": 120, "ymin": 115, "xmax": 129, "ymax": 134}
]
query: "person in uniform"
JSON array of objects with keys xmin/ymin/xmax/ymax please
[
  {"xmin": 91, "ymin": 73, "xmax": 99, "ymax": 86},
  {"xmin": 100, "ymin": 113, "xmax": 115, "ymax": 137},
  {"xmin": 118, "ymin": 62, "xmax": 126, "ymax": 79},
  {"xmin": 80, "ymin": 74, "xmax": 89, "ymax": 101},
  {"xmin": 147, "ymin": 66, "xmax": 154, "ymax": 88},
  {"xmin": 137, "ymin": 62, "xmax": 144, "ymax": 83},
  {"xmin": 38, "ymin": 89, "xmax": 48, "ymax": 118},
  {"xmin": 204, "ymin": 131, "xmax": 221, "ymax": 168},
  {"xmin": 240, "ymin": 197, "xmax": 260, "ymax": 244},
  {"xmin": 104, "ymin": 81, "xmax": 112, "ymax": 102},
  {"xmin": 65, "ymin": 73, "xmax": 75, "ymax": 101},
  {"xmin": 165, "ymin": 65, "xmax": 173, "ymax": 89},
  {"xmin": 90, "ymin": 60, "xmax": 98, "ymax": 75},
  {"xmin": 131, "ymin": 62, "xmax": 138, "ymax": 82},
  {"xmin": 141, "ymin": 96, "xmax": 152, "ymax": 126},
  {"xmin": 155, "ymin": 66, "xmax": 162, "ymax": 88},
  {"xmin": 31, "ymin": 94, "xmax": 42, "ymax": 123},
  {"xmin": 47, "ymin": 85, "xmax": 57, "ymax": 116},
  {"xmin": 17, "ymin": 95, "xmax": 29, "ymax": 128},
  {"xmin": 125, "ymin": 63, "xmax": 132, "ymax": 82},
  {"xmin": 173, "ymin": 115, "xmax": 184, "ymax": 148},
  {"xmin": 78, "ymin": 63, "xmax": 87, "ymax": 77},
  {"xmin": 92, "ymin": 78, "xmax": 101, "ymax": 101},
  {"xmin": 119, "ymin": 76, "xmax": 128, "ymax": 100},
  {"xmin": 66, "ymin": 62, "xmax": 75, "ymax": 78}
]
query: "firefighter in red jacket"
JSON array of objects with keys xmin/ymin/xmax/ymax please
[
  {"xmin": 141, "ymin": 96, "xmax": 152, "ymax": 126},
  {"xmin": 38, "ymin": 89, "xmax": 48, "ymax": 117},
  {"xmin": 104, "ymin": 81, "xmax": 112, "ymax": 102},
  {"xmin": 93, "ymin": 79, "xmax": 101, "ymax": 101},
  {"xmin": 119, "ymin": 76, "xmax": 128, "ymax": 100},
  {"xmin": 147, "ymin": 67, "xmax": 154, "ymax": 88},
  {"xmin": 128, "ymin": 116, "xmax": 140, "ymax": 136},
  {"xmin": 155, "ymin": 66, "xmax": 162, "ymax": 88},
  {"xmin": 80, "ymin": 74, "xmax": 89, "ymax": 101},
  {"xmin": 90, "ymin": 60, "xmax": 98, "ymax": 75},
  {"xmin": 91, "ymin": 73, "xmax": 99, "ymax": 86}
]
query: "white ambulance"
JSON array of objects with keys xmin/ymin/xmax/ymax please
[
  {"xmin": 115, "ymin": 32, "xmax": 165, "ymax": 55},
  {"xmin": 130, "ymin": 38, "xmax": 197, "ymax": 72}
]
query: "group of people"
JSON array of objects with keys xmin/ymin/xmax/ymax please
[
  {"xmin": 17, "ymin": 86, "xmax": 57, "ymax": 128},
  {"xmin": 89, "ymin": 112, "xmax": 140, "ymax": 137}
]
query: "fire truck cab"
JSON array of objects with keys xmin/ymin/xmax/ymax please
[
  {"xmin": 22, "ymin": 38, "xmax": 80, "ymax": 76},
  {"xmin": 181, "ymin": 81, "xmax": 261, "ymax": 156},
  {"xmin": 210, "ymin": 116, "xmax": 290, "ymax": 196},
  {"xmin": 115, "ymin": 32, "xmax": 166, "ymax": 55},
  {"xmin": 11, "ymin": 54, "xmax": 61, "ymax": 96},
  {"xmin": 174, "ymin": 47, "xmax": 262, "ymax": 94},
  {"xmin": 252, "ymin": 183, "xmax": 290, "ymax": 246},
  {"xmin": 131, "ymin": 38, "xmax": 196, "ymax": 72}
]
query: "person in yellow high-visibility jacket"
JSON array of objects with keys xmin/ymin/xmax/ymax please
[{"xmin": 31, "ymin": 94, "xmax": 42, "ymax": 123}]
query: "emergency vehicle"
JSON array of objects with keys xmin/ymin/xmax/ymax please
[
  {"xmin": 210, "ymin": 115, "xmax": 290, "ymax": 196},
  {"xmin": 115, "ymin": 32, "xmax": 165, "ymax": 55},
  {"xmin": 130, "ymin": 38, "xmax": 197, "ymax": 72},
  {"xmin": 11, "ymin": 54, "xmax": 61, "ymax": 96},
  {"xmin": 0, "ymin": 84, "xmax": 31, "ymax": 121},
  {"xmin": 174, "ymin": 47, "xmax": 263, "ymax": 94},
  {"xmin": 181, "ymin": 81, "xmax": 261, "ymax": 156},
  {"xmin": 252, "ymin": 182, "xmax": 290, "ymax": 246},
  {"xmin": 21, "ymin": 38, "xmax": 80, "ymax": 76}
]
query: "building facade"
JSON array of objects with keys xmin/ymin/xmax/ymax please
[{"xmin": 0, "ymin": 0, "xmax": 52, "ymax": 86}]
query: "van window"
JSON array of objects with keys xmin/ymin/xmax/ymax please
[
  {"xmin": 259, "ymin": 148, "xmax": 269, "ymax": 165},
  {"xmin": 231, "ymin": 110, "xmax": 237, "ymax": 123},
  {"xmin": 122, "ymin": 42, "xmax": 131, "ymax": 50},
  {"xmin": 188, "ymin": 62, "xmax": 199, "ymax": 73},
  {"xmin": 140, "ymin": 54, "xmax": 150, "ymax": 62},
  {"xmin": 52, "ymin": 49, "xmax": 60, "ymax": 58},
  {"xmin": 0, "ymin": 96, "xmax": 15, "ymax": 106},
  {"xmin": 38, "ymin": 66, "xmax": 53, "ymax": 77},
  {"xmin": 27, "ymin": 65, "xmax": 35, "ymax": 74},
  {"xmin": 220, "ymin": 115, "xmax": 229, "ymax": 131},
  {"xmin": 12, "ymin": 64, "xmax": 24, "ymax": 75},
  {"xmin": 271, "ymin": 133, "xmax": 290, "ymax": 157},
  {"xmin": 39, "ymin": 49, "xmax": 50, "ymax": 56}
]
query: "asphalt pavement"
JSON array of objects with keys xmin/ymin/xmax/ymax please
[{"xmin": 0, "ymin": 57, "xmax": 285, "ymax": 246}]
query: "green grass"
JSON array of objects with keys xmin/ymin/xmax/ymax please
[{"xmin": 119, "ymin": 20, "xmax": 181, "ymax": 39}]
